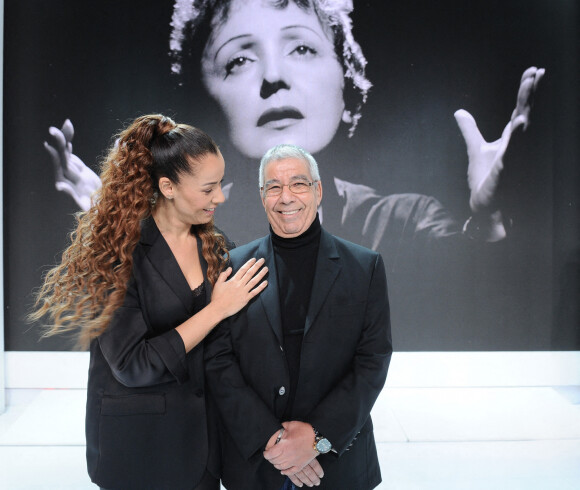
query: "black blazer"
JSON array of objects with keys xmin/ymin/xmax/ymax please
[
  {"xmin": 86, "ymin": 217, "xmax": 222, "ymax": 490},
  {"xmin": 205, "ymin": 228, "xmax": 392, "ymax": 490}
]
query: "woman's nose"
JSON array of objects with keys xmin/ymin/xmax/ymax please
[
  {"xmin": 259, "ymin": 54, "xmax": 289, "ymax": 99},
  {"xmin": 213, "ymin": 186, "xmax": 226, "ymax": 204},
  {"xmin": 260, "ymin": 79, "xmax": 289, "ymax": 99}
]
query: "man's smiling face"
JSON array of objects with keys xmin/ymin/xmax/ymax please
[{"xmin": 261, "ymin": 156, "xmax": 322, "ymax": 238}]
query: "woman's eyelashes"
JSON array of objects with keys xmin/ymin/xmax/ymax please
[
  {"xmin": 288, "ymin": 42, "xmax": 318, "ymax": 58},
  {"xmin": 222, "ymin": 40, "xmax": 319, "ymax": 77},
  {"xmin": 203, "ymin": 180, "xmax": 224, "ymax": 195},
  {"xmin": 225, "ymin": 53, "xmax": 255, "ymax": 76}
]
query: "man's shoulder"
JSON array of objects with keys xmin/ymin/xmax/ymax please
[{"xmin": 229, "ymin": 236, "xmax": 269, "ymax": 262}]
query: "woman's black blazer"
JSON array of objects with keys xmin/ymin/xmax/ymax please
[{"xmin": 86, "ymin": 217, "xmax": 222, "ymax": 490}]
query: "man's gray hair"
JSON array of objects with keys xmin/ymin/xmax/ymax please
[{"xmin": 259, "ymin": 144, "xmax": 321, "ymax": 189}]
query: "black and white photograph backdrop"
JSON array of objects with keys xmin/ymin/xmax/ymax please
[{"xmin": 4, "ymin": 0, "xmax": 579, "ymax": 352}]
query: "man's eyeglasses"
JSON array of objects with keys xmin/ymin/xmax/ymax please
[{"xmin": 261, "ymin": 180, "xmax": 318, "ymax": 197}]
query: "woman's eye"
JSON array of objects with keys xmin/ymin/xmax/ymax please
[
  {"xmin": 225, "ymin": 55, "xmax": 253, "ymax": 75},
  {"xmin": 290, "ymin": 44, "xmax": 317, "ymax": 57}
]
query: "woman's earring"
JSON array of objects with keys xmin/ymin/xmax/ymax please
[{"xmin": 342, "ymin": 110, "xmax": 353, "ymax": 124}]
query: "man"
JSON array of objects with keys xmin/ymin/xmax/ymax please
[{"xmin": 205, "ymin": 144, "xmax": 392, "ymax": 489}]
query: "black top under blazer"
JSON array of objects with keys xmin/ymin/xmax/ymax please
[
  {"xmin": 86, "ymin": 216, "xmax": 222, "ymax": 490},
  {"xmin": 205, "ymin": 228, "xmax": 393, "ymax": 490}
]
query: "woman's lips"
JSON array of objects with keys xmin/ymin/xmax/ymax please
[{"xmin": 257, "ymin": 107, "xmax": 304, "ymax": 128}]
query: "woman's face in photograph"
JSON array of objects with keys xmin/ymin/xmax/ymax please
[{"xmin": 201, "ymin": 0, "xmax": 346, "ymax": 159}]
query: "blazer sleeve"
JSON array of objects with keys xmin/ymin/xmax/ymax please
[
  {"xmin": 204, "ymin": 315, "xmax": 282, "ymax": 460},
  {"xmin": 307, "ymin": 253, "xmax": 392, "ymax": 455},
  {"xmin": 97, "ymin": 273, "xmax": 189, "ymax": 388}
]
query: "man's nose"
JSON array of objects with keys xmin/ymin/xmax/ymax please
[{"xmin": 278, "ymin": 184, "xmax": 296, "ymax": 202}]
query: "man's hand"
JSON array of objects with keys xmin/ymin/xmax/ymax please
[
  {"xmin": 44, "ymin": 119, "xmax": 101, "ymax": 211},
  {"xmin": 263, "ymin": 421, "xmax": 318, "ymax": 475},
  {"xmin": 454, "ymin": 66, "xmax": 545, "ymax": 240},
  {"xmin": 287, "ymin": 459, "xmax": 324, "ymax": 488},
  {"xmin": 265, "ymin": 428, "xmax": 284, "ymax": 451}
]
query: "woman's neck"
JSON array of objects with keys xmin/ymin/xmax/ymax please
[{"xmin": 152, "ymin": 201, "xmax": 192, "ymax": 242}]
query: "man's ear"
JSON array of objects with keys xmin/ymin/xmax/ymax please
[{"xmin": 261, "ymin": 189, "xmax": 267, "ymax": 209}]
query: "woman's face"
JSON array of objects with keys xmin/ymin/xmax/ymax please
[
  {"xmin": 202, "ymin": 0, "xmax": 345, "ymax": 159},
  {"xmin": 161, "ymin": 152, "xmax": 226, "ymax": 226}
]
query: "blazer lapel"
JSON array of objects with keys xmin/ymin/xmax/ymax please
[
  {"xmin": 305, "ymin": 229, "xmax": 341, "ymax": 335},
  {"xmin": 195, "ymin": 233, "xmax": 213, "ymax": 305},
  {"xmin": 257, "ymin": 236, "xmax": 284, "ymax": 345},
  {"xmin": 140, "ymin": 217, "xmax": 195, "ymax": 315}
]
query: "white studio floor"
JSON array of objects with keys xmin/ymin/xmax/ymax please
[{"xmin": 1, "ymin": 352, "xmax": 580, "ymax": 490}]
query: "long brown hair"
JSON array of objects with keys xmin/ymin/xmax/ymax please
[{"xmin": 29, "ymin": 114, "xmax": 228, "ymax": 348}]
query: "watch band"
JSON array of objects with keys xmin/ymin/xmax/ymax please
[{"xmin": 312, "ymin": 426, "xmax": 332, "ymax": 454}]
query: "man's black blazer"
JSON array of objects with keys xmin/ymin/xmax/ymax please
[
  {"xmin": 205, "ymin": 228, "xmax": 392, "ymax": 490},
  {"xmin": 86, "ymin": 217, "xmax": 221, "ymax": 489}
]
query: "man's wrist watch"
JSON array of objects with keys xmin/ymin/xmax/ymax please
[{"xmin": 312, "ymin": 427, "xmax": 332, "ymax": 454}]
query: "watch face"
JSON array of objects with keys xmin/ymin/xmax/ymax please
[{"xmin": 316, "ymin": 438, "xmax": 332, "ymax": 454}]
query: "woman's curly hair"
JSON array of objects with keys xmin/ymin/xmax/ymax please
[{"xmin": 29, "ymin": 114, "xmax": 229, "ymax": 349}]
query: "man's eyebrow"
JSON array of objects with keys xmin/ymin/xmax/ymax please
[{"xmin": 265, "ymin": 175, "xmax": 311, "ymax": 185}]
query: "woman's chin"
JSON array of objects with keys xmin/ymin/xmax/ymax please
[{"xmin": 230, "ymin": 127, "xmax": 335, "ymax": 160}]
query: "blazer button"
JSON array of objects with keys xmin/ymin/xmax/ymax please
[
  {"xmin": 195, "ymin": 389, "xmax": 204, "ymax": 398},
  {"xmin": 278, "ymin": 386, "xmax": 286, "ymax": 396}
]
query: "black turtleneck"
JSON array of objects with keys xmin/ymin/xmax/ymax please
[{"xmin": 271, "ymin": 214, "xmax": 322, "ymax": 420}]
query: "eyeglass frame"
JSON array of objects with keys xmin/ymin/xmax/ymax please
[{"xmin": 260, "ymin": 180, "xmax": 319, "ymax": 197}]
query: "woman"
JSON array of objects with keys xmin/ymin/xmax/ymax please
[
  {"xmin": 44, "ymin": 0, "xmax": 543, "ymax": 346},
  {"xmin": 171, "ymin": 0, "xmax": 371, "ymax": 159},
  {"xmin": 31, "ymin": 114, "xmax": 268, "ymax": 489}
]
